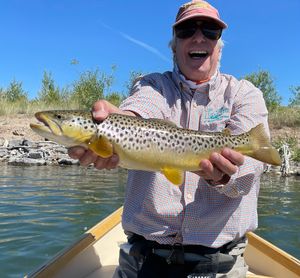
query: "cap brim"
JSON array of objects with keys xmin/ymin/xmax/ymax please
[{"xmin": 173, "ymin": 14, "xmax": 227, "ymax": 29}]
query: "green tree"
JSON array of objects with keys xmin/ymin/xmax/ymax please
[
  {"xmin": 38, "ymin": 71, "xmax": 61, "ymax": 104},
  {"xmin": 125, "ymin": 70, "xmax": 144, "ymax": 95},
  {"xmin": 5, "ymin": 80, "xmax": 28, "ymax": 102},
  {"xmin": 106, "ymin": 92, "xmax": 124, "ymax": 107},
  {"xmin": 71, "ymin": 68, "xmax": 114, "ymax": 109},
  {"xmin": 243, "ymin": 70, "xmax": 281, "ymax": 111},
  {"xmin": 289, "ymin": 86, "xmax": 300, "ymax": 107},
  {"xmin": 0, "ymin": 87, "xmax": 5, "ymax": 99}
]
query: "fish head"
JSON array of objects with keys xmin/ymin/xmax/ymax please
[{"xmin": 30, "ymin": 110, "xmax": 97, "ymax": 147}]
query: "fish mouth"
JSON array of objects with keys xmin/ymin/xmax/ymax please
[{"xmin": 30, "ymin": 112, "xmax": 63, "ymax": 136}]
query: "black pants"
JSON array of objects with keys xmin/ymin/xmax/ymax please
[
  {"xmin": 117, "ymin": 234, "xmax": 247, "ymax": 278},
  {"xmin": 138, "ymin": 252, "xmax": 221, "ymax": 278}
]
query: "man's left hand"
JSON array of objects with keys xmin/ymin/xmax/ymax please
[{"xmin": 194, "ymin": 148, "xmax": 245, "ymax": 184}]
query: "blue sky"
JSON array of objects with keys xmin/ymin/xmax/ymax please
[{"xmin": 1, "ymin": 0, "xmax": 299, "ymax": 105}]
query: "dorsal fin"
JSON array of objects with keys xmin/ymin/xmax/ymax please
[
  {"xmin": 222, "ymin": 128, "xmax": 231, "ymax": 136},
  {"xmin": 149, "ymin": 118, "xmax": 177, "ymax": 127}
]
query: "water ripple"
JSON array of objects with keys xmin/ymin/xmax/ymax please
[
  {"xmin": 0, "ymin": 165, "xmax": 126, "ymax": 278},
  {"xmin": 0, "ymin": 165, "xmax": 299, "ymax": 278}
]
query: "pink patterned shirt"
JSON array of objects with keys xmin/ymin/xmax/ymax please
[{"xmin": 119, "ymin": 69, "xmax": 268, "ymax": 248}]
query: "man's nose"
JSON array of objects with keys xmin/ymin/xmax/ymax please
[{"xmin": 192, "ymin": 28, "xmax": 206, "ymax": 42}]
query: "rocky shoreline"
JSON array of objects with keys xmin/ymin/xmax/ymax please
[
  {"xmin": 0, "ymin": 138, "xmax": 79, "ymax": 166},
  {"xmin": 1, "ymin": 138, "xmax": 300, "ymax": 176}
]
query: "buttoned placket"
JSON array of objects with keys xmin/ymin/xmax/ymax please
[
  {"xmin": 180, "ymin": 89, "xmax": 211, "ymax": 240},
  {"xmin": 176, "ymin": 80, "xmax": 212, "ymax": 242},
  {"xmin": 184, "ymin": 90, "xmax": 209, "ymax": 205}
]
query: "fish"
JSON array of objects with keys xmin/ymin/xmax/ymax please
[{"xmin": 30, "ymin": 110, "xmax": 281, "ymax": 185}]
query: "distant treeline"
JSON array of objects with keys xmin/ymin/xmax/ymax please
[
  {"xmin": 0, "ymin": 67, "xmax": 142, "ymax": 114},
  {"xmin": 0, "ymin": 67, "xmax": 299, "ymax": 116}
]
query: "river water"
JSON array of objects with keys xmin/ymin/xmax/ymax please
[{"xmin": 0, "ymin": 165, "xmax": 299, "ymax": 278}]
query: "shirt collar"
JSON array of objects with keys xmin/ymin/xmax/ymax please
[{"xmin": 172, "ymin": 64, "xmax": 221, "ymax": 100}]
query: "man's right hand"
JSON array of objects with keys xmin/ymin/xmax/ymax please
[{"xmin": 68, "ymin": 100, "xmax": 135, "ymax": 170}]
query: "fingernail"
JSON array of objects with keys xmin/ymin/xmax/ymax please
[
  {"xmin": 222, "ymin": 148, "xmax": 230, "ymax": 156},
  {"xmin": 92, "ymin": 111, "xmax": 100, "ymax": 118},
  {"xmin": 211, "ymin": 153, "xmax": 219, "ymax": 161},
  {"xmin": 93, "ymin": 110, "xmax": 106, "ymax": 119}
]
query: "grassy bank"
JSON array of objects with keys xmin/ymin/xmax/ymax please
[
  {"xmin": 0, "ymin": 99, "xmax": 82, "ymax": 116},
  {"xmin": 269, "ymin": 106, "xmax": 300, "ymax": 129}
]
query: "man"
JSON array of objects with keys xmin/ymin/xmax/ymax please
[{"xmin": 69, "ymin": 1, "xmax": 269, "ymax": 277}]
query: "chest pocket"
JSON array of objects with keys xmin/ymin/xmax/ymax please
[{"xmin": 200, "ymin": 106, "xmax": 230, "ymax": 132}]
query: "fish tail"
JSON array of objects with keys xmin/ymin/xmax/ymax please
[{"xmin": 248, "ymin": 124, "xmax": 281, "ymax": 166}]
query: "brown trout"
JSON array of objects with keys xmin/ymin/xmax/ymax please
[{"xmin": 30, "ymin": 110, "xmax": 281, "ymax": 185}]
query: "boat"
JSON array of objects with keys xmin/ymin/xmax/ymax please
[{"xmin": 26, "ymin": 207, "xmax": 300, "ymax": 278}]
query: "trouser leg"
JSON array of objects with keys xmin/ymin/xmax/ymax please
[
  {"xmin": 113, "ymin": 249, "xmax": 140, "ymax": 278},
  {"xmin": 216, "ymin": 239, "xmax": 248, "ymax": 278}
]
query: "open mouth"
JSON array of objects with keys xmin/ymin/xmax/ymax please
[
  {"xmin": 30, "ymin": 112, "xmax": 62, "ymax": 136},
  {"xmin": 188, "ymin": 50, "xmax": 208, "ymax": 59}
]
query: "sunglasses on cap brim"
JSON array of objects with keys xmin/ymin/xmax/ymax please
[{"xmin": 175, "ymin": 20, "xmax": 223, "ymax": 40}]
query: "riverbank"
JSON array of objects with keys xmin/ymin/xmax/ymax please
[{"xmin": 0, "ymin": 114, "xmax": 299, "ymax": 174}]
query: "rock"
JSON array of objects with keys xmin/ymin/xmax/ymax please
[
  {"xmin": 27, "ymin": 152, "xmax": 44, "ymax": 159},
  {"xmin": 23, "ymin": 140, "xmax": 37, "ymax": 147},
  {"xmin": 55, "ymin": 147, "xmax": 68, "ymax": 154},
  {"xmin": 8, "ymin": 157, "xmax": 47, "ymax": 166},
  {"xmin": 0, "ymin": 137, "xmax": 9, "ymax": 147},
  {"xmin": 8, "ymin": 139, "xmax": 25, "ymax": 148},
  {"xmin": 58, "ymin": 158, "xmax": 79, "ymax": 165},
  {"xmin": 12, "ymin": 130, "xmax": 24, "ymax": 136},
  {"xmin": 0, "ymin": 148, "xmax": 8, "ymax": 158}
]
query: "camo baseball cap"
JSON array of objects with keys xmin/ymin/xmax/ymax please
[{"xmin": 174, "ymin": 0, "xmax": 227, "ymax": 29}]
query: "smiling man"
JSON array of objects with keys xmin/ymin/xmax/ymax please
[
  {"xmin": 68, "ymin": 1, "xmax": 270, "ymax": 277},
  {"xmin": 172, "ymin": 2, "xmax": 226, "ymax": 83}
]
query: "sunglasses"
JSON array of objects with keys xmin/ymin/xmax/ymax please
[{"xmin": 175, "ymin": 20, "xmax": 222, "ymax": 40}]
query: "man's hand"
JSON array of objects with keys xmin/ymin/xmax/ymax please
[
  {"xmin": 68, "ymin": 100, "xmax": 135, "ymax": 170},
  {"xmin": 194, "ymin": 148, "xmax": 245, "ymax": 184}
]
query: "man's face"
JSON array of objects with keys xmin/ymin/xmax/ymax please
[{"xmin": 174, "ymin": 20, "xmax": 222, "ymax": 82}]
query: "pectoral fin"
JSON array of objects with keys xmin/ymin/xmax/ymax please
[
  {"xmin": 88, "ymin": 136, "xmax": 113, "ymax": 158},
  {"xmin": 161, "ymin": 167, "xmax": 184, "ymax": 186}
]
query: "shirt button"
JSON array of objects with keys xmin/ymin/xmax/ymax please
[{"xmin": 187, "ymin": 193, "xmax": 192, "ymax": 200}]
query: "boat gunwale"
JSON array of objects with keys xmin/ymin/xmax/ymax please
[
  {"xmin": 26, "ymin": 207, "xmax": 123, "ymax": 278},
  {"xmin": 246, "ymin": 232, "xmax": 300, "ymax": 276}
]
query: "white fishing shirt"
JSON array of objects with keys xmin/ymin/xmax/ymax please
[{"xmin": 119, "ymin": 68, "xmax": 269, "ymax": 248}]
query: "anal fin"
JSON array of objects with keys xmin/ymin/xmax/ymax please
[
  {"xmin": 88, "ymin": 136, "xmax": 113, "ymax": 158},
  {"xmin": 161, "ymin": 167, "xmax": 184, "ymax": 186}
]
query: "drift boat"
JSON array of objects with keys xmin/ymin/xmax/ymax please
[{"xmin": 26, "ymin": 207, "xmax": 300, "ymax": 278}]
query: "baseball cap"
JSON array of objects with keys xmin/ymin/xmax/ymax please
[{"xmin": 174, "ymin": 0, "xmax": 227, "ymax": 29}]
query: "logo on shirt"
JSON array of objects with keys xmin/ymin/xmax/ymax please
[{"xmin": 204, "ymin": 107, "xmax": 230, "ymax": 123}]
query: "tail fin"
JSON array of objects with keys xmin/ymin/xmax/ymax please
[{"xmin": 248, "ymin": 124, "xmax": 281, "ymax": 166}]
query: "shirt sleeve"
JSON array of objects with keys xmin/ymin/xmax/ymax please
[
  {"xmin": 208, "ymin": 79, "xmax": 269, "ymax": 198},
  {"xmin": 119, "ymin": 73, "xmax": 171, "ymax": 120}
]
